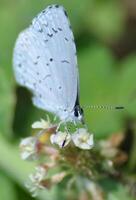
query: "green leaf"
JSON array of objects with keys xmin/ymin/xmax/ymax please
[
  {"xmin": 85, "ymin": 0, "xmax": 126, "ymax": 41},
  {"xmin": 100, "ymin": 178, "xmax": 134, "ymax": 200},
  {"xmin": 0, "ymin": 67, "xmax": 15, "ymax": 137},
  {"xmin": 79, "ymin": 44, "xmax": 124, "ymax": 138},
  {"xmin": 117, "ymin": 54, "xmax": 136, "ymax": 118},
  {"xmin": 106, "ymin": 184, "xmax": 134, "ymax": 200},
  {"xmin": 0, "ymin": 173, "xmax": 17, "ymax": 200}
]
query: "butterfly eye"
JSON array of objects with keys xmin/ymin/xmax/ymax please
[
  {"xmin": 74, "ymin": 106, "xmax": 84, "ymax": 118},
  {"xmin": 74, "ymin": 106, "xmax": 79, "ymax": 117}
]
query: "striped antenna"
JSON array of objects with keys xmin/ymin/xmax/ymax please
[{"xmin": 83, "ymin": 105, "xmax": 124, "ymax": 110}]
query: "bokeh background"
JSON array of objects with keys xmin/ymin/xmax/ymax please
[{"xmin": 0, "ymin": 0, "xmax": 136, "ymax": 199}]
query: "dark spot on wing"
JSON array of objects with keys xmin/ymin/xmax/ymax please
[
  {"xmin": 44, "ymin": 39, "xmax": 48, "ymax": 43},
  {"xmin": 47, "ymin": 33, "xmax": 53, "ymax": 37},
  {"xmin": 43, "ymin": 74, "xmax": 51, "ymax": 80},
  {"xmin": 18, "ymin": 63, "xmax": 22, "ymax": 68},
  {"xmin": 34, "ymin": 56, "xmax": 40, "ymax": 65},
  {"xmin": 61, "ymin": 60, "xmax": 70, "ymax": 64},
  {"xmin": 48, "ymin": 5, "xmax": 52, "ymax": 9},
  {"xmin": 52, "ymin": 28, "xmax": 58, "ymax": 33},
  {"xmin": 58, "ymin": 27, "xmax": 62, "ymax": 31},
  {"xmin": 36, "ymin": 72, "xmax": 39, "ymax": 75},
  {"xmin": 65, "ymin": 37, "xmax": 69, "ymax": 41},
  {"xmin": 55, "ymin": 5, "xmax": 59, "ymax": 8},
  {"xmin": 38, "ymin": 28, "xmax": 43, "ymax": 33},
  {"xmin": 50, "ymin": 58, "xmax": 53, "ymax": 62},
  {"xmin": 46, "ymin": 63, "xmax": 49, "ymax": 66},
  {"xmin": 69, "ymin": 25, "xmax": 72, "ymax": 30},
  {"xmin": 64, "ymin": 10, "xmax": 68, "ymax": 18},
  {"xmin": 34, "ymin": 61, "xmax": 38, "ymax": 65},
  {"xmin": 59, "ymin": 86, "xmax": 62, "ymax": 89},
  {"xmin": 33, "ymin": 82, "xmax": 36, "ymax": 87},
  {"xmin": 42, "ymin": 10, "xmax": 46, "ymax": 13}
]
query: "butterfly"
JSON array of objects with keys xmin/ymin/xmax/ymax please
[{"xmin": 13, "ymin": 4, "xmax": 84, "ymax": 124}]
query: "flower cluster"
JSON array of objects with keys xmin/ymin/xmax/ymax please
[
  {"xmin": 51, "ymin": 128, "xmax": 94, "ymax": 149},
  {"xmin": 20, "ymin": 117, "xmax": 94, "ymax": 196},
  {"xmin": 20, "ymin": 118, "xmax": 94, "ymax": 161},
  {"xmin": 19, "ymin": 117, "xmax": 126, "ymax": 198}
]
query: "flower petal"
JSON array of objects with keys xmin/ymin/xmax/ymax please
[
  {"xmin": 32, "ymin": 118, "xmax": 51, "ymax": 129},
  {"xmin": 26, "ymin": 166, "xmax": 47, "ymax": 197},
  {"xmin": 20, "ymin": 137, "xmax": 38, "ymax": 160},
  {"xmin": 72, "ymin": 128, "xmax": 94, "ymax": 150},
  {"xmin": 50, "ymin": 131, "xmax": 71, "ymax": 148}
]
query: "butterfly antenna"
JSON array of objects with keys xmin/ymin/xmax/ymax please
[{"xmin": 83, "ymin": 105, "xmax": 124, "ymax": 110}]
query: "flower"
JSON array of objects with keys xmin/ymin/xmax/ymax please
[
  {"xmin": 20, "ymin": 137, "xmax": 38, "ymax": 160},
  {"xmin": 50, "ymin": 131, "xmax": 71, "ymax": 147},
  {"xmin": 32, "ymin": 117, "xmax": 52, "ymax": 129},
  {"xmin": 99, "ymin": 140, "xmax": 118, "ymax": 158},
  {"xmin": 31, "ymin": 117, "xmax": 57, "ymax": 144},
  {"xmin": 72, "ymin": 128, "xmax": 94, "ymax": 150},
  {"xmin": 51, "ymin": 172, "xmax": 66, "ymax": 184},
  {"xmin": 26, "ymin": 165, "xmax": 47, "ymax": 197}
]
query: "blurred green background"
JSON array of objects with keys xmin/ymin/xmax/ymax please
[{"xmin": 0, "ymin": 0, "xmax": 136, "ymax": 199}]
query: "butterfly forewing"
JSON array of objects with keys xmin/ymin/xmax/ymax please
[{"xmin": 13, "ymin": 5, "xmax": 79, "ymax": 116}]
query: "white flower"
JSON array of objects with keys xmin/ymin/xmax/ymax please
[
  {"xmin": 32, "ymin": 117, "xmax": 51, "ymax": 129},
  {"xmin": 20, "ymin": 137, "xmax": 38, "ymax": 160},
  {"xmin": 51, "ymin": 172, "xmax": 66, "ymax": 184},
  {"xmin": 50, "ymin": 131, "xmax": 71, "ymax": 147},
  {"xmin": 29, "ymin": 166, "xmax": 46, "ymax": 184},
  {"xmin": 26, "ymin": 166, "xmax": 47, "ymax": 197},
  {"xmin": 72, "ymin": 128, "xmax": 94, "ymax": 150}
]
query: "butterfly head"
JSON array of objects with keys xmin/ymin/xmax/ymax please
[
  {"xmin": 73, "ymin": 105, "xmax": 84, "ymax": 124},
  {"xmin": 57, "ymin": 105, "xmax": 84, "ymax": 124}
]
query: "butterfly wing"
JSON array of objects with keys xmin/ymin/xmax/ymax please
[{"xmin": 13, "ymin": 5, "xmax": 79, "ymax": 116}]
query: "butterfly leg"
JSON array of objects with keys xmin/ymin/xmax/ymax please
[
  {"xmin": 61, "ymin": 124, "xmax": 69, "ymax": 147},
  {"xmin": 56, "ymin": 120, "xmax": 64, "ymax": 132}
]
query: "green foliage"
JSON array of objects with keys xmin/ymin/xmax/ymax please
[
  {"xmin": 0, "ymin": 67, "xmax": 15, "ymax": 137},
  {"xmin": 0, "ymin": 0, "xmax": 136, "ymax": 200},
  {"xmin": 100, "ymin": 179, "xmax": 134, "ymax": 200},
  {"xmin": 85, "ymin": 0, "xmax": 126, "ymax": 41},
  {"xmin": 0, "ymin": 173, "xmax": 17, "ymax": 200}
]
